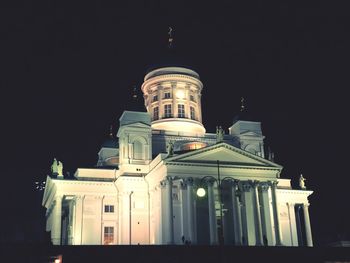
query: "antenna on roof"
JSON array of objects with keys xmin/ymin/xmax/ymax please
[{"xmin": 168, "ymin": 26, "xmax": 174, "ymax": 48}]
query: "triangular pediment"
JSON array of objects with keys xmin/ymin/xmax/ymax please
[{"xmin": 166, "ymin": 142, "xmax": 281, "ymax": 168}]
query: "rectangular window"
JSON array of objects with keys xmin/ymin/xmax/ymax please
[
  {"xmin": 104, "ymin": 205, "xmax": 114, "ymax": 213},
  {"xmin": 152, "ymin": 95, "xmax": 158, "ymax": 102},
  {"xmin": 153, "ymin": 107, "xmax": 159, "ymax": 120},
  {"xmin": 164, "ymin": 104, "xmax": 172, "ymax": 118},
  {"xmin": 190, "ymin": 95, "xmax": 195, "ymax": 102},
  {"xmin": 164, "ymin": 92, "xmax": 171, "ymax": 99},
  {"xmin": 104, "ymin": 226, "xmax": 114, "ymax": 245},
  {"xmin": 178, "ymin": 104, "xmax": 185, "ymax": 118},
  {"xmin": 190, "ymin": 106, "xmax": 196, "ymax": 120}
]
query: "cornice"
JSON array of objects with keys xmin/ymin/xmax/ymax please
[
  {"xmin": 165, "ymin": 161, "xmax": 280, "ymax": 172},
  {"xmin": 166, "ymin": 142, "xmax": 282, "ymax": 169},
  {"xmin": 142, "ymin": 74, "xmax": 203, "ymax": 93}
]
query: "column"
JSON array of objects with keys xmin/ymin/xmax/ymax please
[
  {"xmin": 231, "ymin": 180, "xmax": 242, "ymax": 245},
  {"xmin": 270, "ymin": 181, "xmax": 283, "ymax": 246},
  {"xmin": 185, "ymin": 178, "xmax": 195, "ymax": 243},
  {"xmin": 241, "ymin": 181, "xmax": 257, "ymax": 245},
  {"xmin": 197, "ymin": 93, "xmax": 202, "ymax": 122},
  {"xmin": 260, "ymin": 183, "xmax": 273, "ymax": 246},
  {"xmin": 185, "ymin": 86, "xmax": 190, "ymax": 119},
  {"xmin": 161, "ymin": 177, "xmax": 174, "ymax": 244},
  {"xmin": 207, "ymin": 180, "xmax": 218, "ymax": 244},
  {"xmin": 303, "ymin": 203, "xmax": 313, "ymax": 247},
  {"xmin": 158, "ymin": 85, "xmax": 163, "ymax": 119},
  {"xmin": 287, "ymin": 203, "xmax": 298, "ymax": 246},
  {"xmin": 171, "ymin": 83, "xmax": 176, "ymax": 118},
  {"xmin": 253, "ymin": 181, "xmax": 263, "ymax": 246},
  {"xmin": 51, "ymin": 195, "xmax": 63, "ymax": 245}
]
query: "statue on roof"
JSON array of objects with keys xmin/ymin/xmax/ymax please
[
  {"xmin": 216, "ymin": 126, "xmax": 224, "ymax": 143},
  {"xmin": 167, "ymin": 141, "xmax": 174, "ymax": 156},
  {"xmin": 51, "ymin": 158, "xmax": 63, "ymax": 178},
  {"xmin": 57, "ymin": 160, "xmax": 63, "ymax": 178},
  {"xmin": 51, "ymin": 158, "xmax": 58, "ymax": 176},
  {"xmin": 299, "ymin": 174, "xmax": 306, "ymax": 189}
]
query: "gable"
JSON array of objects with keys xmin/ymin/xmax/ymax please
[{"xmin": 166, "ymin": 143, "xmax": 281, "ymax": 168}]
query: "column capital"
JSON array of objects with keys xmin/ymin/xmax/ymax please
[
  {"xmin": 269, "ymin": 180, "xmax": 279, "ymax": 188},
  {"xmin": 251, "ymin": 180, "xmax": 260, "ymax": 188},
  {"xmin": 161, "ymin": 176, "xmax": 173, "ymax": 187},
  {"xmin": 240, "ymin": 181, "xmax": 251, "ymax": 192},
  {"xmin": 260, "ymin": 182, "xmax": 270, "ymax": 192},
  {"xmin": 207, "ymin": 179, "xmax": 216, "ymax": 187},
  {"xmin": 184, "ymin": 177, "xmax": 194, "ymax": 186},
  {"xmin": 303, "ymin": 203, "xmax": 310, "ymax": 208}
]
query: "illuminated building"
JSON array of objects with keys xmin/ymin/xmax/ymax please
[{"xmin": 42, "ymin": 67, "xmax": 313, "ymax": 246}]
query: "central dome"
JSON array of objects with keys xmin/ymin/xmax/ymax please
[{"xmin": 141, "ymin": 67, "xmax": 206, "ymax": 135}]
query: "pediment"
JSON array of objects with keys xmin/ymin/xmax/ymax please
[
  {"xmin": 166, "ymin": 142, "xmax": 281, "ymax": 168},
  {"xmin": 239, "ymin": 131, "xmax": 263, "ymax": 137},
  {"xmin": 123, "ymin": 122, "xmax": 150, "ymax": 128},
  {"xmin": 117, "ymin": 122, "xmax": 151, "ymax": 136}
]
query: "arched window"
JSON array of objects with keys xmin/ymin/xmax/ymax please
[{"xmin": 133, "ymin": 140, "xmax": 143, "ymax": 160}]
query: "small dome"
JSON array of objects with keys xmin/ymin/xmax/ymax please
[{"xmin": 101, "ymin": 138, "xmax": 118, "ymax": 148}]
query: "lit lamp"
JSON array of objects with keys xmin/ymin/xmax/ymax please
[{"xmin": 196, "ymin": 187, "xmax": 206, "ymax": 197}]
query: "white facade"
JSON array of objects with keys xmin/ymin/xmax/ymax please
[{"xmin": 42, "ymin": 67, "xmax": 313, "ymax": 246}]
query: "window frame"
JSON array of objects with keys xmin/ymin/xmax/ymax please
[
  {"xmin": 190, "ymin": 106, "xmax": 196, "ymax": 120},
  {"xmin": 153, "ymin": 106, "xmax": 159, "ymax": 120},
  {"xmin": 152, "ymin": 95, "xmax": 158, "ymax": 102},
  {"xmin": 178, "ymin": 104, "xmax": 185, "ymax": 118},
  {"xmin": 103, "ymin": 226, "xmax": 114, "ymax": 245},
  {"xmin": 164, "ymin": 92, "xmax": 171, "ymax": 99},
  {"xmin": 104, "ymin": 205, "xmax": 114, "ymax": 213}
]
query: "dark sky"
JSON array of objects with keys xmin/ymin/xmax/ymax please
[{"xmin": 1, "ymin": 1, "xmax": 349, "ymax": 245}]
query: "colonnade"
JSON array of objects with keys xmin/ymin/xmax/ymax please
[{"xmin": 159, "ymin": 177, "xmax": 313, "ymax": 246}]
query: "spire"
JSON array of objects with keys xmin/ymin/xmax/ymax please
[
  {"xmin": 132, "ymin": 85, "xmax": 138, "ymax": 100},
  {"xmin": 240, "ymin": 97, "xmax": 245, "ymax": 112},
  {"xmin": 168, "ymin": 26, "xmax": 174, "ymax": 48},
  {"xmin": 109, "ymin": 125, "xmax": 113, "ymax": 138}
]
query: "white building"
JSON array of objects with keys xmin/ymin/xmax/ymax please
[{"xmin": 42, "ymin": 67, "xmax": 313, "ymax": 246}]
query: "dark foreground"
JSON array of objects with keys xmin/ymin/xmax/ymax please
[{"xmin": 1, "ymin": 244, "xmax": 350, "ymax": 263}]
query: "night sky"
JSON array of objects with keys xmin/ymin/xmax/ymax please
[{"xmin": 1, "ymin": 1, "xmax": 349, "ymax": 245}]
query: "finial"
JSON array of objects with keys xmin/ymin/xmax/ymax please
[
  {"xmin": 240, "ymin": 97, "xmax": 245, "ymax": 112},
  {"xmin": 168, "ymin": 26, "xmax": 174, "ymax": 48}
]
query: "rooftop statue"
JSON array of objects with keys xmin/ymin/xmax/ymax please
[
  {"xmin": 167, "ymin": 141, "xmax": 174, "ymax": 156},
  {"xmin": 51, "ymin": 158, "xmax": 63, "ymax": 178},
  {"xmin": 299, "ymin": 174, "xmax": 306, "ymax": 189},
  {"xmin": 216, "ymin": 126, "xmax": 224, "ymax": 143}
]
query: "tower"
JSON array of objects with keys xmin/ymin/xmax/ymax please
[
  {"xmin": 141, "ymin": 67, "xmax": 206, "ymax": 135},
  {"xmin": 117, "ymin": 111, "xmax": 152, "ymax": 175}
]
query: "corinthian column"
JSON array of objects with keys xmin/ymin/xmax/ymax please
[
  {"xmin": 185, "ymin": 178, "xmax": 195, "ymax": 243},
  {"xmin": 231, "ymin": 180, "xmax": 242, "ymax": 245},
  {"xmin": 240, "ymin": 181, "xmax": 255, "ymax": 245},
  {"xmin": 161, "ymin": 177, "xmax": 174, "ymax": 244},
  {"xmin": 207, "ymin": 180, "xmax": 218, "ymax": 244},
  {"xmin": 303, "ymin": 203, "xmax": 313, "ymax": 247},
  {"xmin": 270, "ymin": 181, "xmax": 283, "ymax": 246},
  {"xmin": 252, "ymin": 181, "xmax": 263, "ymax": 246},
  {"xmin": 260, "ymin": 183, "xmax": 273, "ymax": 246},
  {"xmin": 52, "ymin": 195, "xmax": 63, "ymax": 245}
]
